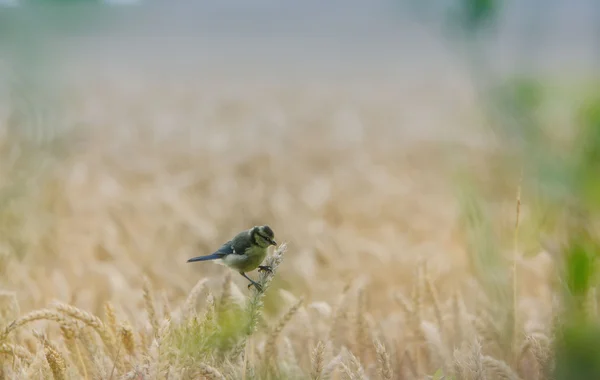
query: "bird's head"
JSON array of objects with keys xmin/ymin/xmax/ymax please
[{"xmin": 251, "ymin": 225, "xmax": 277, "ymax": 248}]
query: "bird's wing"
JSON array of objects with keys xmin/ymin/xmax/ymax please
[
  {"xmin": 214, "ymin": 240, "xmax": 237, "ymax": 256},
  {"xmin": 231, "ymin": 230, "xmax": 252, "ymax": 255}
]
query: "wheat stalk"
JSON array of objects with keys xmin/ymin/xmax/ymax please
[
  {"xmin": 53, "ymin": 302, "xmax": 117, "ymax": 359},
  {"xmin": 0, "ymin": 342, "xmax": 33, "ymax": 364},
  {"xmin": 76, "ymin": 327, "xmax": 98, "ymax": 379},
  {"xmin": 104, "ymin": 302, "xmax": 118, "ymax": 340},
  {"xmin": 119, "ymin": 322, "xmax": 136, "ymax": 357},
  {"xmin": 198, "ymin": 362, "xmax": 227, "ymax": 380},
  {"xmin": 355, "ymin": 289, "xmax": 370, "ymax": 364},
  {"xmin": 311, "ymin": 341, "xmax": 325, "ymax": 380},
  {"xmin": 483, "ymin": 355, "xmax": 522, "ymax": 380},
  {"xmin": 183, "ymin": 278, "xmax": 209, "ymax": 319},
  {"xmin": 263, "ymin": 297, "xmax": 304, "ymax": 372},
  {"xmin": 374, "ymin": 340, "xmax": 393, "ymax": 380},
  {"xmin": 143, "ymin": 276, "xmax": 159, "ymax": 338},
  {"xmin": 341, "ymin": 347, "xmax": 366, "ymax": 380},
  {"xmin": 0, "ymin": 309, "xmax": 67, "ymax": 341},
  {"xmin": 425, "ymin": 275, "xmax": 444, "ymax": 335},
  {"xmin": 41, "ymin": 338, "xmax": 67, "ymax": 380},
  {"xmin": 218, "ymin": 272, "xmax": 234, "ymax": 317},
  {"xmin": 511, "ymin": 171, "xmax": 523, "ymax": 365},
  {"xmin": 147, "ymin": 318, "xmax": 171, "ymax": 379},
  {"xmin": 322, "ymin": 353, "xmax": 344, "ymax": 379},
  {"xmin": 245, "ymin": 244, "xmax": 288, "ymax": 336}
]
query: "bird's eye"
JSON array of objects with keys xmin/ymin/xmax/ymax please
[{"xmin": 258, "ymin": 234, "xmax": 275, "ymax": 245}]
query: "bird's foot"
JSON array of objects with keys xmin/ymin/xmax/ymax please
[
  {"xmin": 247, "ymin": 282, "xmax": 263, "ymax": 292},
  {"xmin": 258, "ymin": 265, "xmax": 273, "ymax": 274}
]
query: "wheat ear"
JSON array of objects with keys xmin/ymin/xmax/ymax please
[
  {"xmin": 374, "ymin": 340, "xmax": 393, "ymax": 380},
  {"xmin": 198, "ymin": 363, "xmax": 227, "ymax": 380},
  {"xmin": 263, "ymin": 297, "xmax": 304, "ymax": 371},
  {"xmin": 310, "ymin": 341, "xmax": 325, "ymax": 380},
  {"xmin": 53, "ymin": 302, "xmax": 117, "ymax": 358},
  {"xmin": 0, "ymin": 342, "xmax": 33, "ymax": 364},
  {"xmin": 40, "ymin": 338, "xmax": 67, "ymax": 380},
  {"xmin": 0, "ymin": 309, "xmax": 66, "ymax": 341},
  {"xmin": 143, "ymin": 276, "xmax": 159, "ymax": 338}
]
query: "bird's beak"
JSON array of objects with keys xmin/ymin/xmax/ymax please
[{"xmin": 271, "ymin": 239, "xmax": 277, "ymax": 246}]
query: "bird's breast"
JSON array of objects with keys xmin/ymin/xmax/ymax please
[
  {"xmin": 244, "ymin": 245, "xmax": 268, "ymax": 259},
  {"xmin": 221, "ymin": 246, "xmax": 268, "ymax": 272}
]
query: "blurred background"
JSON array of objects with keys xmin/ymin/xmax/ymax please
[{"xmin": 0, "ymin": 1, "xmax": 599, "ymax": 379}]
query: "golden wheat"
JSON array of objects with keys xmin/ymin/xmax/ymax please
[
  {"xmin": 310, "ymin": 340, "xmax": 325, "ymax": 380},
  {"xmin": 0, "ymin": 342, "xmax": 33, "ymax": 364},
  {"xmin": 0, "ymin": 63, "xmax": 565, "ymax": 380},
  {"xmin": 198, "ymin": 362, "xmax": 227, "ymax": 380},
  {"xmin": 52, "ymin": 303, "xmax": 117, "ymax": 359},
  {"xmin": 40, "ymin": 338, "xmax": 67, "ymax": 380},
  {"xmin": 263, "ymin": 296, "xmax": 304, "ymax": 372},
  {"xmin": 143, "ymin": 276, "xmax": 159, "ymax": 338},
  {"xmin": 182, "ymin": 278, "xmax": 209, "ymax": 320},
  {"xmin": 0, "ymin": 309, "xmax": 67, "ymax": 342},
  {"xmin": 119, "ymin": 323, "xmax": 136, "ymax": 358},
  {"xmin": 483, "ymin": 355, "xmax": 523, "ymax": 380},
  {"xmin": 374, "ymin": 339, "xmax": 393, "ymax": 380}
]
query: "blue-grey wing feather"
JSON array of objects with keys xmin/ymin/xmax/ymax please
[
  {"xmin": 214, "ymin": 231, "xmax": 251, "ymax": 257},
  {"xmin": 231, "ymin": 231, "xmax": 252, "ymax": 255},
  {"xmin": 187, "ymin": 232, "xmax": 249, "ymax": 264},
  {"xmin": 214, "ymin": 240, "xmax": 237, "ymax": 256}
]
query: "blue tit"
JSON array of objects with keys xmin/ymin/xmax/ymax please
[{"xmin": 187, "ymin": 225, "xmax": 277, "ymax": 291}]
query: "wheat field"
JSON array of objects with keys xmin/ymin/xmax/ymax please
[{"xmin": 0, "ymin": 37, "xmax": 587, "ymax": 378}]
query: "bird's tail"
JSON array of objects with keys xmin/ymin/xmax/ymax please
[{"xmin": 187, "ymin": 253, "xmax": 223, "ymax": 263}]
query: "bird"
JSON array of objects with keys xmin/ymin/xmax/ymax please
[{"xmin": 187, "ymin": 225, "xmax": 277, "ymax": 292}]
